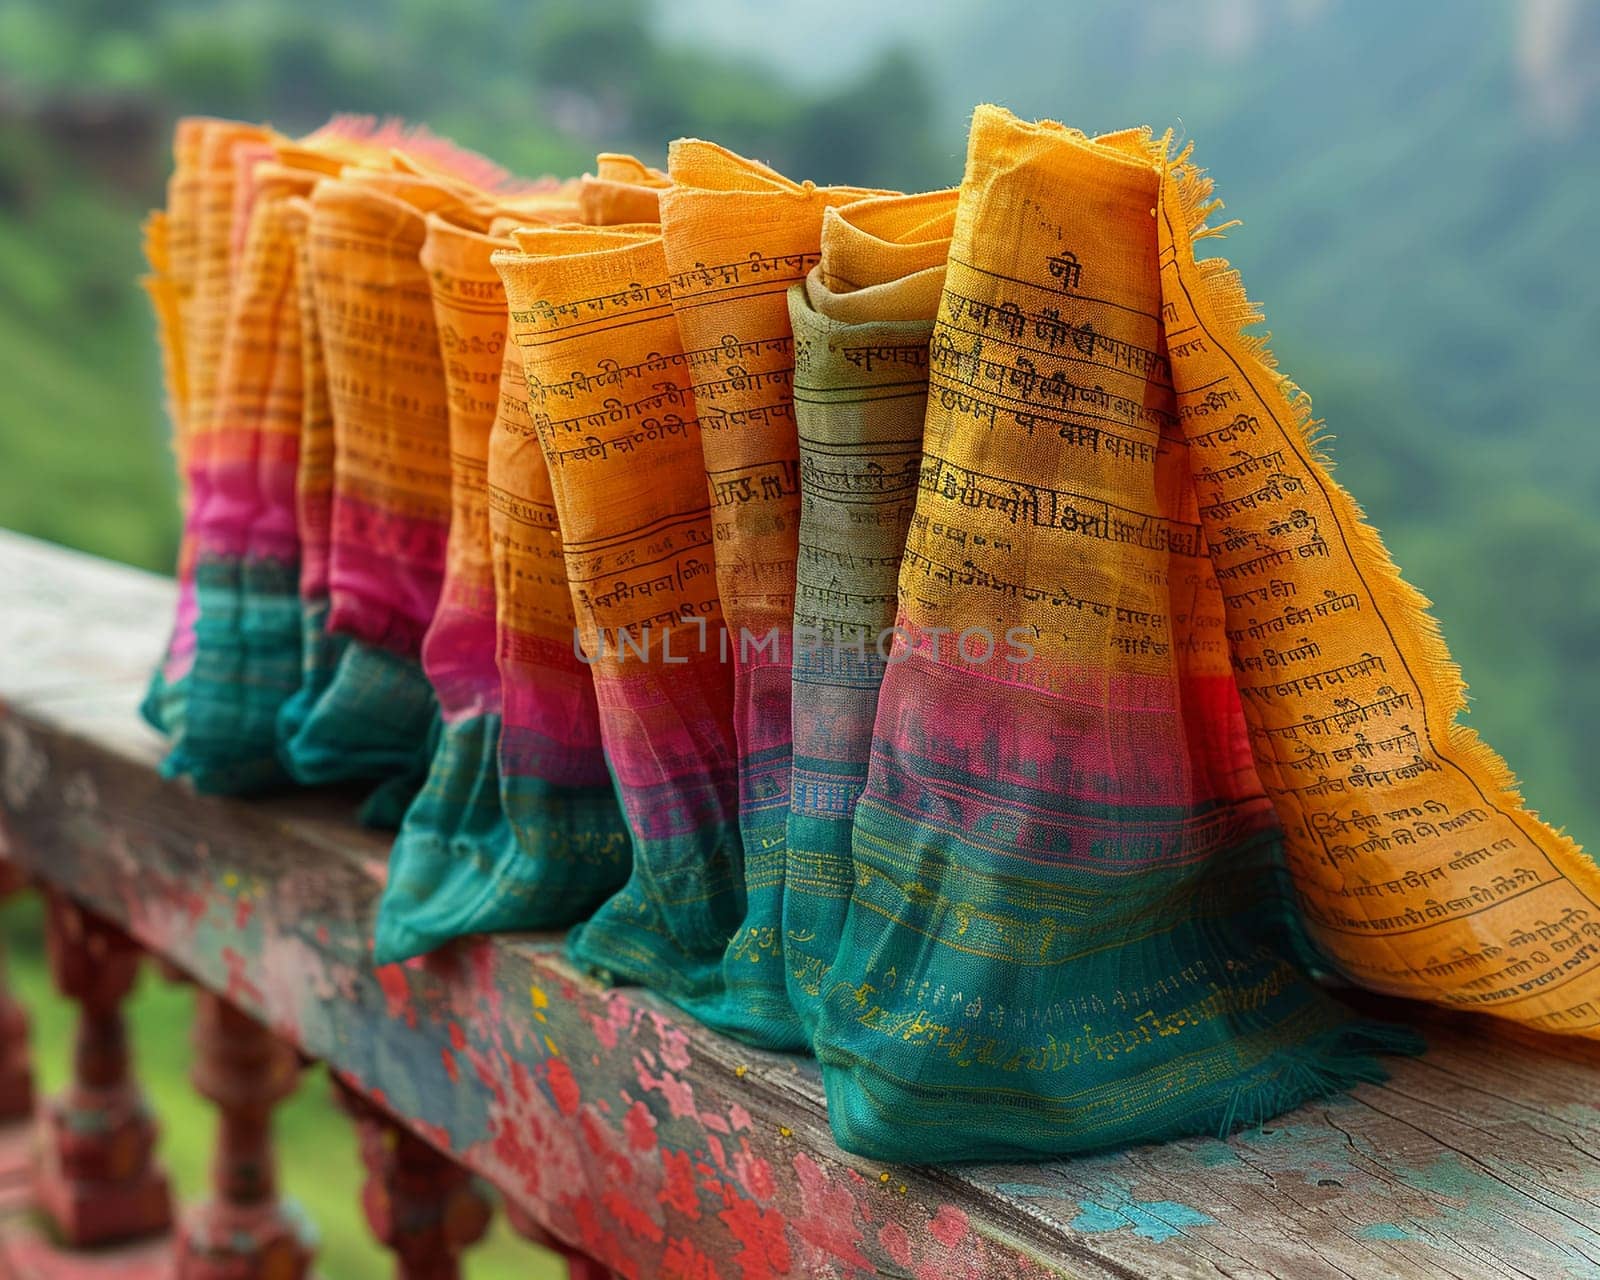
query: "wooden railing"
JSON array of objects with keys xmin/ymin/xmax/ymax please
[{"xmin": 0, "ymin": 526, "xmax": 1597, "ymax": 1280}]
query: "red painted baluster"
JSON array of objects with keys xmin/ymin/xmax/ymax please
[
  {"xmin": 32, "ymin": 888, "xmax": 173, "ymax": 1245},
  {"xmin": 0, "ymin": 864, "xmax": 34, "ymax": 1123},
  {"xmin": 331, "ymin": 1075, "xmax": 492, "ymax": 1279},
  {"xmin": 503, "ymin": 1196, "xmax": 620, "ymax": 1280},
  {"xmin": 173, "ymin": 991, "xmax": 315, "ymax": 1279}
]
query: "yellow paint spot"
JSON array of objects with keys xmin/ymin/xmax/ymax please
[
  {"xmin": 878, "ymin": 1171, "xmax": 891, "ymax": 1184},
  {"xmin": 223, "ymin": 872, "xmax": 239, "ymax": 889},
  {"xmin": 734, "ymin": 1064, "xmax": 749, "ymax": 1079},
  {"xmin": 531, "ymin": 985, "xmax": 549, "ymax": 1021},
  {"xmin": 896, "ymin": 1184, "xmax": 907, "ymax": 1195},
  {"xmin": 544, "ymin": 1035, "xmax": 559, "ymax": 1056},
  {"xmin": 778, "ymin": 1126, "xmax": 792, "ymax": 1139}
]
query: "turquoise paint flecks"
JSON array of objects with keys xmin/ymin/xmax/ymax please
[
  {"xmin": 1192, "ymin": 1139, "xmax": 1238, "ymax": 1168},
  {"xmin": 1401, "ymin": 1154, "xmax": 1497, "ymax": 1201},
  {"xmin": 1069, "ymin": 1199, "xmax": 1214, "ymax": 1243},
  {"xmin": 994, "ymin": 1183, "xmax": 1063, "ymax": 1198},
  {"xmin": 1359, "ymin": 1223, "xmax": 1411, "ymax": 1241}
]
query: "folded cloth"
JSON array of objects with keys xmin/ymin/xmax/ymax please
[
  {"xmin": 142, "ymin": 118, "xmax": 274, "ymax": 748},
  {"xmin": 276, "ymin": 168, "xmax": 578, "ymax": 797},
  {"xmin": 275, "ymin": 192, "xmax": 342, "ymax": 760},
  {"xmin": 1157, "ymin": 143, "xmax": 1600, "ymax": 1038},
  {"xmin": 579, "ymin": 153, "xmax": 670, "ymax": 226},
  {"xmin": 495, "ymin": 226, "xmax": 746, "ymax": 1018},
  {"xmin": 159, "ymin": 157, "xmax": 321, "ymax": 793},
  {"xmin": 657, "ymin": 141, "xmax": 887, "ymax": 1048},
  {"xmin": 280, "ymin": 170, "xmax": 482, "ymax": 800},
  {"xmin": 373, "ymin": 215, "xmax": 630, "ymax": 962},
  {"xmin": 782, "ymin": 188, "xmax": 957, "ymax": 1037},
  {"xmin": 812, "ymin": 106, "xmax": 1414, "ymax": 1163}
]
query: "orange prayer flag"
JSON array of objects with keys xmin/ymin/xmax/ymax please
[
  {"xmin": 495, "ymin": 225, "xmax": 745, "ymax": 1018},
  {"xmin": 580, "ymin": 153, "xmax": 671, "ymax": 226},
  {"xmin": 656, "ymin": 141, "xmax": 889, "ymax": 1046},
  {"xmin": 811, "ymin": 107, "xmax": 1407, "ymax": 1161},
  {"xmin": 1157, "ymin": 144, "xmax": 1600, "ymax": 1037},
  {"xmin": 782, "ymin": 187, "xmax": 957, "ymax": 1034}
]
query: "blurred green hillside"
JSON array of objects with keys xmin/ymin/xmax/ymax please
[{"xmin": 0, "ymin": 19, "xmax": 1597, "ymax": 1255}]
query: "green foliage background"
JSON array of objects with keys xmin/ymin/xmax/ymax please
[{"xmin": 0, "ymin": 1, "xmax": 1595, "ymax": 1272}]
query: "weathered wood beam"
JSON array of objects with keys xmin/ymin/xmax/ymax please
[{"xmin": 3, "ymin": 527, "xmax": 1600, "ymax": 1280}]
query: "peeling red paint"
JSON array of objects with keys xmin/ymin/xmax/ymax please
[
  {"xmin": 728, "ymin": 1103, "xmax": 753, "ymax": 1132},
  {"xmin": 791, "ymin": 1153, "xmax": 871, "ymax": 1274},
  {"xmin": 441, "ymin": 1047, "xmax": 460, "ymax": 1084},
  {"xmin": 547, "ymin": 1058, "xmax": 581, "ymax": 1117},
  {"xmin": 661, "ymin": 1234, "xmax": 721, "ymax": 1280},
  {"xmin": 449, "ymin": 1021, "xmax": 467, "ymax": 1051},
  {"xmin": 733, "ymin": 1139, "xmax": 775, "ymax": 1202},
  {"xmin": 491, "ymin": 1121, "xmax": 543, "ymax": 1200},
  {"xmin": 587, "ymin": 993, "xmax": 635, "ymax": 1051},
  {"xmin": 177, "ymin": 887, "xmax": 208, "ymax": 928},
  {"xmin": 604, "ymin": 1189, "xmax": 666, "ymax": 1244},
  {"xmin": 625, "ymin": 1100, "xmax": 659, "ymax": 1152},
  {"xmin": 879, "ymin": 1221, "xmax": 913, "ymax": 1267},
  {"xmin": 508, "ymin": 1057, "xmax": 534, "ymax": 1104},
  {"xmin": 570, "ymin": 1196, "xmax": 629, "ymax": 1277},
  {"xmin": 637, "ymin": 1059, "xmax": 698, "ymax": 1119},
  {"xmin": 929, "ymin": 1205, "xmax": 970, "ymax": 1250},
  {"xmin": 717, "ymin": 1182, "xmax": 792, "ymax": 1280},
  {"xmin": 374, "ymin": 964, "xmax": 416, "ymax": 1026},
  {"xmin": 653, "ymin": 1014, "xmax": 693, "ymax": 1072},
  {"xmin": 221, "ymin": 946, "xmax": 263, "ymax": 1006},
  {"xmin": 234, "ymin": 896, "xmax": 254, "ymax": 929},
  {"xmin": 659, "ymin": 1148, "xmax": 701, "ymax": 1220}
]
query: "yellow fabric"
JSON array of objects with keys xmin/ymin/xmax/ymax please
[
  {"xmin": 656, "ymin": 141, "xmax": 888, "ymax": 1044},
  {"xmin": 420, "ymin": 216, "xmax": 508, "ymax": 691},
  {"xmin": 806, "ymin": 189, "xmax": 956, "ymax": 323},
  {"xmin": 580, "ymin": 153, "xmax": 671, "ymax": 226},
  {"xmin": 141, "ymin": 212, "xmax": 186, "ymax": 468},
  {"xmin": 485, "ymin": 242, "xmax": 591, "ymax": 672},
  {"xmin": 211, "ymin": 161, "xmax": 318, "ymax": 495},
  {"xmin": 494, "ymin": 225, "xmax": 746, "ymax": 1019},
  {"xmin": 275, "ymin": 172, "xmax": 471, "ymax": 793},
  {"xmin": 285, "ymin": 193, "xmax": 333, "ymax": 594},
  {"xmin": 782, "ymin": 187, "xmax": 956, "ymax": 1030},
  {"xmin": 1158, "ymin": 148, "xmax": 1600, "ymax": 1037},
  {"xmin": 807, "ymin": 105, "xmax": 1407, "ymax": 1163},
  {"xmin": 188, "ymin": 121, "xmax": 278, "ymax": 472},
  {"xmin": 307, "ymin": 173, "xmax": 482, "ymax": 645}
]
